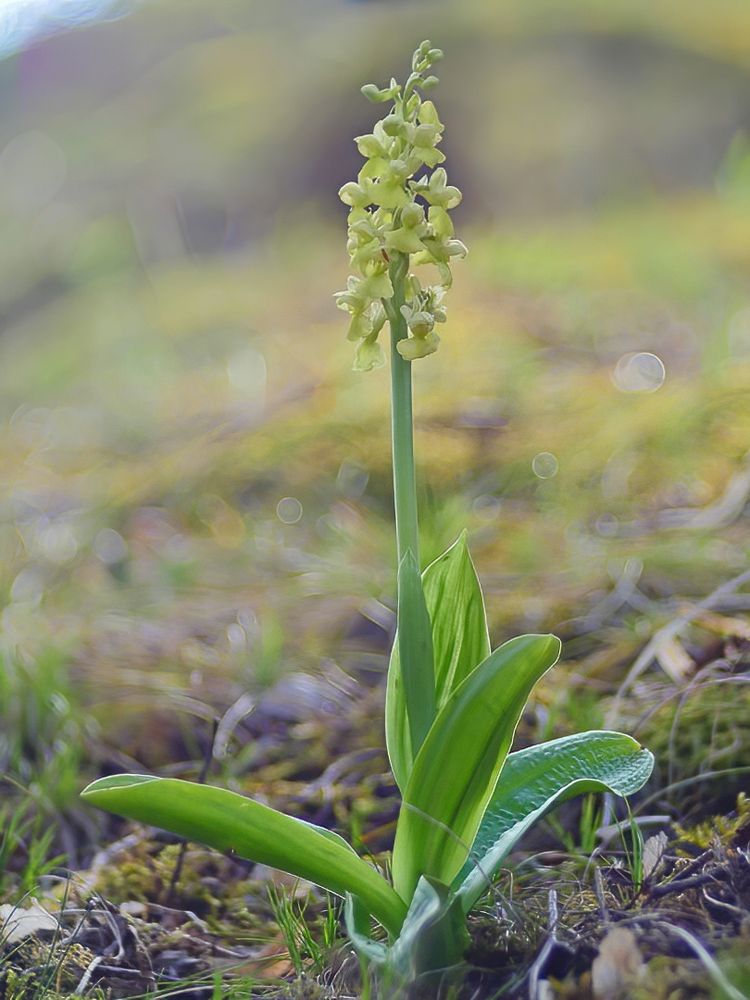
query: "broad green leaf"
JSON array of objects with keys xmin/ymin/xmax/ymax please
[
  {"xmin": 396, "ymin": 549, "xmax": 436, "ymax": 760},
  {"xmin": 386, "ymin": 533, "xmax": 490, "ymax": 792},
  {"xmin": 391, "ymin": 634, "xmax": 561, "ymax": 901},
  {"xmin": 81, "ymin": 775, "xmax": 406, "ymax": 936},
  {"xmin": 455, "ymin": 731, "xmax": 655, "ymax": 912}
]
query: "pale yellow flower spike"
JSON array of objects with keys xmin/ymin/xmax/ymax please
[{"xmin": 334, "ymin": 41, "xmax": 466, "ymax": 370}]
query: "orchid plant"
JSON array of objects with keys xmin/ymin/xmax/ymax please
[{"xmin": 82, "ymin": 42, "xmax": 654, "ymax": 985}]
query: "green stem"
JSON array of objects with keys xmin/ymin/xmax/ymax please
[
  {"xmin": 386, "ymin": 254, "xmax": 436, "ymax": 760},
  {"xmin": 388, "ymin": 255, "xmax": 420, "ymax": 568}
]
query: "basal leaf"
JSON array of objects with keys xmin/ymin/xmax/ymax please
[
  {"xmin": 81, "ymin": 775, "xmax": 406, "ymax": 936},
  {"xmin": 391, "ymin": 634, "xmax": 561, "ymax": 901},
  {"xmin": 386, "ymin": 533, "xmax": 490, "ymax": 792},
  {"xmin": 456, "ymin": 730, "xmax": 655, "ymax": 912}
]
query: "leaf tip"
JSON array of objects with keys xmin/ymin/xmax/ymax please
[
  {"xmin": 81, "ymin": 774, "xmax": 160, "ymax": 799},
  {"xmin": 543, "ymin": 633, "xmax": 563, "ymax": 662}
]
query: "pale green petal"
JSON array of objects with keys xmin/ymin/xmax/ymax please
[
  {"xmin": 366, "ymin": 180, "xmax": 410, "ymax": 209},
  {"xmin": 418, "ymin": 100, "xmax": 442, "ymax": 127},
  {"xmin": 437, "ymin": 262, "xmax": 453, "ymax": 286},
  {"xmin": 412, "ymin": 147, "xmax": 445, "ymax": 169},
  {"xmin": 396, "ymin": 331, "xmax": 440, "ymax": 361},
  {"xmin": 359, "ymin": 158, "xmax": 390, "ymax": 181},
  {"xmin": 361, "ymin": 270, "xmax": 394, "ymax": 299},
  {"xmin": 350, "ymin": 239, "xmax": 385, "ymax": 270},
  {"xmin": 385, "ymin": 227, "xmax": 425, "ymax": 254},
  {"xmin": 339, "ymin": 182, "xmax": 369, "ymax": 208},
  {"xmin": 382, "ymin": 113, "xmax": 407, "ymax": 138},
  {"xmin": 423, "ymin": 185, "xmax": 462, "ymax": 209},
  {"xmin": 440, "ymin": 186, "xmax": 462, "ymax": 209},
  {"xmin": 413, "ymin": 124, "xmax": 441, "ymax": 146},
  {"xmin": 430, "ymin": 167, "xmax": 448, "ymax": 190},
  {"xmin": 401, "ymin": 203, "xmax": 424, "ymax": 228},
  {"xmin": 428, "ymin": 206, "xmax": 453, "ymax": 238},
  {"xmin": 353, "ymin": 338, "xmax": 386, "ymax": 372},
  {"xmin": 355, "ymin": 134, "xmax": 386, "ymax": 158},
  {"xmin": 347, "ymin": 311, "xmax": 372, "ymax": 343},
  {"xmin": 370, "ymin": 302, "xmax": 387, "ymax": 336}
]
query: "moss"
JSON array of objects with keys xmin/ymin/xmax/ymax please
[
  {"xmin": 90, "ymin": 839, "xmax": 263, "ymax": 921},
  {"xmin": 1, "ymin": 940, "xmax": 104, "ymax": 1000},
  {"xmin": 632, "ymin": 957, "xmax": 712, "ymax": 1000},
  {"xmin": 674, "ymin": 792, "xmax": 750, "ymax": 851}
]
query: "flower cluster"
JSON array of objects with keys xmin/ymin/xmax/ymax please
[{"xmin": 335, "ymin": 41, "xmax": 467, "ymax": 371}]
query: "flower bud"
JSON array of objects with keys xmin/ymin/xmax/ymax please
[{"xmin": 361, "ymin": 83, "xmax": 398, "ymax": 103}]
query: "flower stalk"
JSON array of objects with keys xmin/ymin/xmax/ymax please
[{"xmin": 387, "ymin": 253, "xmax": 420, "ymax": 568}]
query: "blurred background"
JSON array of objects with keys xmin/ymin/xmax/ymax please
[{"xmin": 1, "ymin": 0, "xmax": 750, "ymax": 844}]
